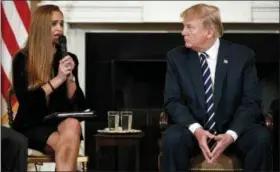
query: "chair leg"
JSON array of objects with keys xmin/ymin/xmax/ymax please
[
  {"xmin": 34, "ymin": 162, "xmax": 44, "ymax": 172},
  {"xmin": 158, "ymin": 152, "xmax": 163, "ymax": 172},
  {"xmin": 34, "ymin": 163, "xmax": 39, "ymax": 172},
  {"xmin": 158, "ymin": 154, "xmax": 160, "ymax": 170},
  {"xmin": 81, "ymin": 162, "xmax": 87, "ymax": 172}
]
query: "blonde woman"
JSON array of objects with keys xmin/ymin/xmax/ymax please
[{"xmin": 12, "ymin": 5, "xmax": 86, "ymax": 171}]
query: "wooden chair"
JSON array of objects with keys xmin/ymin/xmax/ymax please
[
  {"xmin": 6, "ymin": 87, "xmax": 88, "ymax": 172},
  {"xmin": 157, "ymin": 110, "xmax": 274, "ymax": 172}
]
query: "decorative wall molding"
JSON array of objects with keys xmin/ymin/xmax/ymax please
[
  {"xmin": 141, "ymin": 1, "xmax": 252, "ymax": 23},
  {"xmin": 39, "ymin": 1, "xmax": 143, "ymax": 23},
  {"xmin": 39, "ymin": 1, "xmax": 279, "ymax": 24},
  {"xmin": 251, "ymin": 1, "xmax": 279, "ymax": 23}
]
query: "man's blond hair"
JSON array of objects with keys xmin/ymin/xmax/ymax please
[{"xmin": 180, "ymin": 3, "xmax": 224, "ymax": 37}]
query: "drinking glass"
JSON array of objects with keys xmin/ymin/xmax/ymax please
[
  {"xmin": 107, "ymin": 111, "xmax": 120, "ymax": 130},
  {"xmin": 120, "ymin": 111, "xmax": 133, "ymax": 130}
]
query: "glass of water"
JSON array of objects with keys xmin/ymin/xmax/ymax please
[
  {"xmin": 107, "ymin": 111, "xmax": 120, "ymax": 130},
  {"xmin": 120, "ymin": 111, "xmax": 133, "ymax": 131}
]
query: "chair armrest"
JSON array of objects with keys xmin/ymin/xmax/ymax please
[
  {"xmin": 159, "ymin": 111, "xmax": 170, "ymax": 131},
  {"xmin": 159, "ymin": 111, "xmax": 274, "ymax": 131},
  {"xmin": 6, "ymin": 87, "xmax": 15, "ymax": 126},
  {"xmin": 264, "ymin": 112, "xmax": 273, "ymax": 131}
]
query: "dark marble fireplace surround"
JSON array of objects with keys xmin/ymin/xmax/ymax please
[{"xmin": 84, "ymin": 31, "xmax": 279, "ymax": 171}]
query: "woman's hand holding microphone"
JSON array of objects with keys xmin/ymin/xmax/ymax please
[
  {"xmin": 57, "ymin": 56, "xmax": 75, "ymax": 82},
  {"xmin": 47, "ymin": 56, "xmax": 75, "ymax": 93}
]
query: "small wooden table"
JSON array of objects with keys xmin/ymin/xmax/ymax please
[{"xmin": 95, "ymin": 132, "xmax": 145, "ymax": 172}]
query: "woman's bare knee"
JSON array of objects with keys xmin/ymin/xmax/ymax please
[{"xmin": 58, "ymin": 118, "xmax": 81, "ymax": 136}]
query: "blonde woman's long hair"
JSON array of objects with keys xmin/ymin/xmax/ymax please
[{"xmin": 21, "ymin": 4, "xmax": 63, "ymax": 88}]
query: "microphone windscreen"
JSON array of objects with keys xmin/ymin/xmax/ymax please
[
  {"xmin": 58, "ymin": 35, "xmax": 67, "ymax": 57},
  {"xmin": 58, "ymin": 35, "xmax": 67, "ymax": 45}
]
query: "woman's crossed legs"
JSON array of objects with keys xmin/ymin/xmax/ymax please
[{"xmin": 46, "ymin": 118, "xmax": 81, "ymax": 171}]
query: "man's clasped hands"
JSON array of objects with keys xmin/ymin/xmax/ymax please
[{"xmin": 194, "ymin": 128, "xmax": 234, "ymax": 163}]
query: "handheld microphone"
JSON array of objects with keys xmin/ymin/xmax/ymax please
[
  {"xmin": 58, "ymin": 35, "xmax": 71, "ymax": 77},
  {"xmin": 58, "ymin": 35, "xmax": 67, "ymax": 57}
]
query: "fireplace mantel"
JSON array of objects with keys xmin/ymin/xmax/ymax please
[{"xmin": 40, "ymin": 1, "xmax": 279, "ymax": 24}]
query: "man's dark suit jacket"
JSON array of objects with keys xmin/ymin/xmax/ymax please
[{"xmin": 164, "ymin": 39, "xmax": 263, "ymax": 136}]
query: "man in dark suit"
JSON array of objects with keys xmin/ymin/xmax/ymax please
[{"xmin": 162, "ymin": 3, "xmax": 271, "ymax": 172}]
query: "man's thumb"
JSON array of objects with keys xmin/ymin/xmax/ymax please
[{"xmin": 206, "ymin": 131, "xmax": 214, "ymax": 139}]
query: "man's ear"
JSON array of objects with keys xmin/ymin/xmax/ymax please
[{"xmin": 206, "ymin": 27, "xmax": 216, "ymax": 39}]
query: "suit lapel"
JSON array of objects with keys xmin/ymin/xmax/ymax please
[
  {"xmin": 214, "ymin": 40, "xmax": 229, "ymax": 111},
  {"xmin": 186, "ymin": 50, "xmax": 205, "ymax": 108}
]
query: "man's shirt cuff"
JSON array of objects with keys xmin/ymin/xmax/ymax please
[
  {"xmin": 226, "ymin": 130, "xmax": 238, "ymax": 142},
  {"xmin": 188, "ymin": 123, "xmax": 202, "ymax": 134}
]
